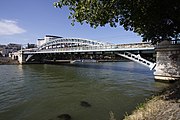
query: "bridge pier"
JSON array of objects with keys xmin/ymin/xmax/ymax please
[
  {"xmin": 154, "ymin": 40, "xmax": 180, "ymax": 81},
  {"xmin": 18, "ymin": 51, "xmax": 27, "ymax": 64},
  {"xmin": 10, "ymin": 51, "xmax": 26, "ymax": 64}
]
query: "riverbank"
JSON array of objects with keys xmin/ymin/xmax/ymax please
[
  {"xmin": 0, "ymin": 57, "xmax": 19, "ymax": 65},
  {"xmin": 123, "ymin": 81, "xmax": 180, "ymax": 120}
]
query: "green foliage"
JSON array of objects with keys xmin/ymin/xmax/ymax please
[
  {"xmin": 135, "ymin": 103, "xmax": 145, "ymax": 110},
  {"xmin": 54, "ymin": 0, "xmax": 180, "ymax": 44}
]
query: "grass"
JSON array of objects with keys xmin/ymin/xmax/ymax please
[
  {"xmin": 123, "ymin": 81, "xmax": 180, "ymax": 120},
  {"xmin": 109, "ymin": 111, "xmax": 116, "ymax": 120},
  {"xmin": 108, "ymin": 82, "xmax": 180, "ymax": 120},
  {"xmin": 123, "ymin": 96, "xmax": 163, "ymax": 120}
]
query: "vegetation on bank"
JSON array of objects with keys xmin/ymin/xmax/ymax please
[
  {"xmin": 122, "ymin": 81, "xmax": 180, "ymax": 120},
  {"xmin": 108, "ymin": 81, "xmax": 180, "ymax": 120}
]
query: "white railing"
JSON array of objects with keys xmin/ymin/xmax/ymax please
[
  {"xmin": 38, "ymin": 43, "xmax": 154, "ymax": 53},
  {"xmin": 25, "ymin": 55, "xmax": 33, "ymax": 62},
  {"xmin": 171, "ymin": 39, "xmax": 180, "ymax": 44}
]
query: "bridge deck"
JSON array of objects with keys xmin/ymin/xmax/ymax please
[{"xmin": 24, "ymin": 46, "xmax": 154, "ymax": 54}]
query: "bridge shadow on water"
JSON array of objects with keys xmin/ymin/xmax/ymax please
[{"xmin": 51, "ymin": 62, "xmax": 152, "ymax": 75}]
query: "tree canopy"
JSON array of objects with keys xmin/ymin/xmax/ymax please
[{"xmin": 54, "ymin": 0, "xmax": 180, "ymax": 44}]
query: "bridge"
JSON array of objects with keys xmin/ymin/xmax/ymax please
[
  {"xmin": 10, "ymin": 36, "xmax": 180, "ymax": 81},
  {"xmin": 11, "ymin": 37, "xmax": 156, "ymax": 70}
]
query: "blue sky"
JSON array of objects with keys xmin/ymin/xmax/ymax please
[{"xmin": 0, "ymin": 0, "xmax": 142, "ymax": 45}]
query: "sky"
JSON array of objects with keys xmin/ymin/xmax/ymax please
[{"xmin": 0, "ymin": 0, "xmax": 142, "ymax": 45}]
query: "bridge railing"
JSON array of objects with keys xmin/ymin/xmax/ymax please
[
  {"xmin": 171, "ymin": 39, "xmax": 180, "ymax": 44},
  {"xmin": 116, "ymin": 42, "xmax": 153, "ymax": 48},
  {"xmin": 37, "ymin": 43, "xmax": 154, "ymax": 52}
]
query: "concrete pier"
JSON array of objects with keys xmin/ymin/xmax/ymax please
[{"xmin": 154, "ymin": 40, "xmax": 180, "ymax": 81}]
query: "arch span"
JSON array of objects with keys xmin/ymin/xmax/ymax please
[{"xmin": 38, "ymin": 38, "xmax": 108, "ymax": 51}]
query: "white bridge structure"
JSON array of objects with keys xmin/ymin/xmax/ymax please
[
  {"xmin": 116, "ymin": 52, "xmax": 156, "ymax": 70},
  {"xmin": 11, "ymin": 36, "xmax": 156, "ymax": 70}
]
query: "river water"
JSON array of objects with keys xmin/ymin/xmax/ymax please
[{"xmin": 0, "ymin": 62, "xmax": 169, "ymax": 120}]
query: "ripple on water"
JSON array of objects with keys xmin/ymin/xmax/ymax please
[{"xmin": 0, "ymin": 63, "xmax": 169, "ymax": 120}]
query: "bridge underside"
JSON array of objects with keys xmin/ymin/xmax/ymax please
[
  {"xmin": 18, "ymin": 38, "xmax": 155, "ymax": 70},
  {"xmin": 25, "ymin": 50, "xmax": 155, "ymax": 65}
]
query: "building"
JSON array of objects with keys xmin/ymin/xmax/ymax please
[
  {"xmin": 7, "ymin": 43, "xmax": 21, "ymax": 51},
  {"xmin": 37, "ymin": 35, "xmax": 63, "ymax": 47},
  {"xmin": 0, "ymin": 45, "xmax": 6, "ymax": 56},
  {"xmin": 26, "ymin": 43, "xmax": 37, "ymax": 49},
  {"xmin": 0, "ymin": 43, "xmax": 21, "ymax": 57}
]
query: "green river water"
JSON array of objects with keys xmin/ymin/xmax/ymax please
[{"xmin": 0, "ymin": 62, "xmax": 169, "ymax": 120}]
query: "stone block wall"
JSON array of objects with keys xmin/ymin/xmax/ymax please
[{"xmin": 154, "ymin": 41, "xmax": 180, "ymax": 81}]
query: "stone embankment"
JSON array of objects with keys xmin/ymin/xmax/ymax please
[
  {"xmin": 123, "ymin": 81, "xmax": 180, "ymax": 120},
  {"xmin": 0, "ymin": 57, "xmax": 19, "ymax": 65}
]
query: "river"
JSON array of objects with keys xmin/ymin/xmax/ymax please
[{"xmin": 0, "ymin": 62, "xmax": 169, "ymax": 120}]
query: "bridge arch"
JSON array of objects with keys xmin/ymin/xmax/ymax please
[{"xmin": 38, "ymin": 38, "xmax": 108, "ymax": 51}]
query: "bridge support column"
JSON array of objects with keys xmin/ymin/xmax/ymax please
[
  {"xmin": 154, "ymin": 40, "xmax": 180, "ymax": 82},
  {"xmin": 18, "ymin": 51, "xmax": 26, "ymax": 64}
]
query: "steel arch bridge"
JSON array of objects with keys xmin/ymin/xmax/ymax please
[
  {"xmin": 38, "ymin": 38, "xmax": 108, "ymax": 51},
  {"xmin": 12, "ymin": 37, "xmax": 156, "ymax": 70}
]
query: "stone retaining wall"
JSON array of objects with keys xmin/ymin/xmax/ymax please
[{"xmin": 154, "ymin": 41, "xmax": 180, "ymax": 81}]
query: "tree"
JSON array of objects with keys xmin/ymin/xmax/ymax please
[{"xmin": 54, "ymin": 0, "xmax": 180, "ymax": 44}]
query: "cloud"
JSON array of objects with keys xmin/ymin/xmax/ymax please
[{"xmin": 0, "ymin": 19, "xmax": 26, "ymax": 36}]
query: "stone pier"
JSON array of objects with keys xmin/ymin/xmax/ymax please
[
  {"xmin": 154, "ymin": 40, "xmax": 180, "ymax": 81},
  {"xmin": 10, "ymin": 51, "xmax": 26, "ymax": 64}
]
